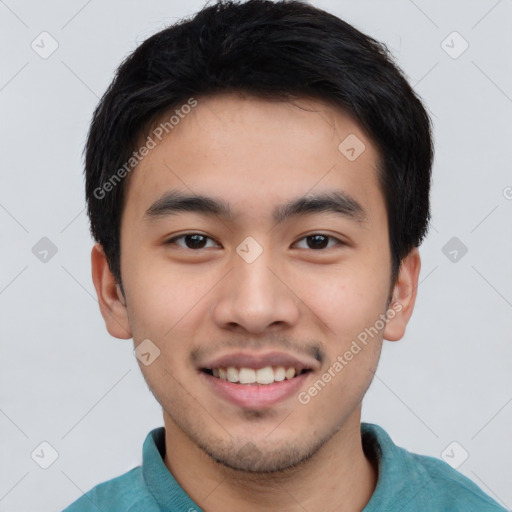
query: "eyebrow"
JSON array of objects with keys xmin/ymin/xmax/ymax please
[{"xmin": 144, "ymin": 189, "xmax": 367, "ymax": 224}]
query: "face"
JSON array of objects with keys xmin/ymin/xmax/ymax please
[{"xmin": 93, "ymin": 93, "xmax": 420, "ymax": 473}]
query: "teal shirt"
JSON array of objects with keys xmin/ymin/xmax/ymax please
[{"xmin": 63, "ymin": 423, "xmax": 507, "ymax": 511}]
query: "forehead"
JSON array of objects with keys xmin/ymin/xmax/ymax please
[{"xmin": 122, "ymin": 93, "xmax": 384, "ymax": 225}]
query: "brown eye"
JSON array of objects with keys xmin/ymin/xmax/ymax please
[
  {"xmin": 294, "ymin": 234, "xmax": 343, "ymax": 250},
  {"xmin": 166, "ymin": 233, "xmax": 219, "ymax": 249}
]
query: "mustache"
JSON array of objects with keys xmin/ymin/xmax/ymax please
[{"xmin": 189, "ymin": 335, "xmax": 325, "ymax": 366}]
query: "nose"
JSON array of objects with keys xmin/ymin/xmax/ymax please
[{"xmin": 211, "ymin": 247, "xmax": 301, "ymax": 334}]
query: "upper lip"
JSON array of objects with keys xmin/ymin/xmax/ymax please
[{"xmin": 198, "ymin": 350, "xmax": 320, "ymax": 372}]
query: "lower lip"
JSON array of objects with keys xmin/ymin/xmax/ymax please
[{"xmin": 200, "ymin": 371, "xmax": 311, "ymax": 408}]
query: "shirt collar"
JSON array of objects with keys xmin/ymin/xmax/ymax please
[
  {"xmin": 142, "ymin": 426, "xmax": 203, "ymax": 510},
  {"xmin": 361, "ymin": 422, "xmax": 432, "ymax": 511}
]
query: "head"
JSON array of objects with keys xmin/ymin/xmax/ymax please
[{"xmin": 88, "ymin": 0, "xmax": 432, "ymax": 473}]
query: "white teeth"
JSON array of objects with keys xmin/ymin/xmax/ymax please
[
  {"xmin": 239, "ymin": 368, "xmax": 256, "ymax": 384},
  {"xmin": 211, "ymin": 365, "xmax": 303, "ymax": 384},
  {"xmin": 256, "ymin": 366, "xmax": 275, "ymax": 384},
  {"xmin": 274, "ymin": 366, "xmax": 286, "ymax": 382},
  {"xmin": 226, "ymin": 367, "xmax": 238, "ymax": 383},
  {"xmin": 285, "ymin": 367, "xmax": 296, "ymax": 380}
]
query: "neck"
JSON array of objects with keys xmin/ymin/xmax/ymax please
[{"xmin": 162, "ymin": 408, "xmax": 378, "ymax": 512}]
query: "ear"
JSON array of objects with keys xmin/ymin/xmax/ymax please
[
  {"xmin": 91, "ymin": 243, "xmax": 132, "ymax": 339},
  {"xmin": 383, "ymin": 247, "xmax": 421, "ymax": 342}
]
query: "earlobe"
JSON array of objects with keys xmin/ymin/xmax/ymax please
[
  {"xmin": 91, "ymin": 243, "xmax": 132, "ymax": 339},
  {"xmin": 383, "ymin": 247, "xmax": 421, "ymax": 342}
]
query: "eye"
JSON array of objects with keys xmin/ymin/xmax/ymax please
[
  {"xmin": 165, "ymin": 233, "xmax": 220, "ymax": 250},
  {"xmin": 293, "ymin": 234, "xmax": 344, "ymax": 250},
  {"xmin": 164, "ymin": 233, "xmax": 344, "ymax": 251}
]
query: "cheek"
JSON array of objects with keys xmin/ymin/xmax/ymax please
[
  {"xmin": 123, "ymin": 258, "xmax": 181, "ymax": 337},
  {"xmin": 294, "ymin": 261, "xmax": 389, "ymax": 337},
  {"xmin": 293, "ymin": 260, "xmax": 388, "ymax": 398},
  {"xmin": 124, "ymin": 256, "xmax": 220, "ymax": 348}
]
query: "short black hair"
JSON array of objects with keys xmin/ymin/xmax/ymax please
[{"xmin": 85, "ymin": 0, "xmax": 433, "ymax": 291}]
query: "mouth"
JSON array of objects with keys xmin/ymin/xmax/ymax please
[
  {"xmin": 197, "ymin": 351, "xmax": 318, "ymax": 408},
  {"xmin": 201, "ymin": 366, "xmax": 312, "ymax": 385}
]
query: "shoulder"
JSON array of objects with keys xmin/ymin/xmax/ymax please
[
  {"xmin": 410, "ymin": 451, "xmax": 507, "ymax": 511},
  {"xmin": 61, "ymin": 466, "xmax": 159, "ymax": 512},
  {"xmin": 361, "ymin": 423, "xmax": 507, "ymax": 512}
]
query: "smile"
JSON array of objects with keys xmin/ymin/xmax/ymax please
[{"xmin": 203, "ymin": 366, "xmax": 310, "ymax": 385}]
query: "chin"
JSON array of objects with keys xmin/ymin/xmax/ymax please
[{"xmin": 196, "ymin": 433, "xmax": 328, "ymax": 474}]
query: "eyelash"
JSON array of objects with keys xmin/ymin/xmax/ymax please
[{"xmin": 164, "ymin": 233, "xmax": 345, "ymax": 250}]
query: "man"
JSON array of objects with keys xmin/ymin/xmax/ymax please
[{"xmin": 63, "ymin": 0, "xmax": 507, "ymax": 510}]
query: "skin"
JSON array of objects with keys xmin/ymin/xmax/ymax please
[{"xmin": 92, "ymin": 92, "xmax": 421, "ymax": 511}]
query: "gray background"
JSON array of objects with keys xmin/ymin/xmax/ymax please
[{"xmin": 1, "ymin": 0, "xmax": 511, "ymax": 510}]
